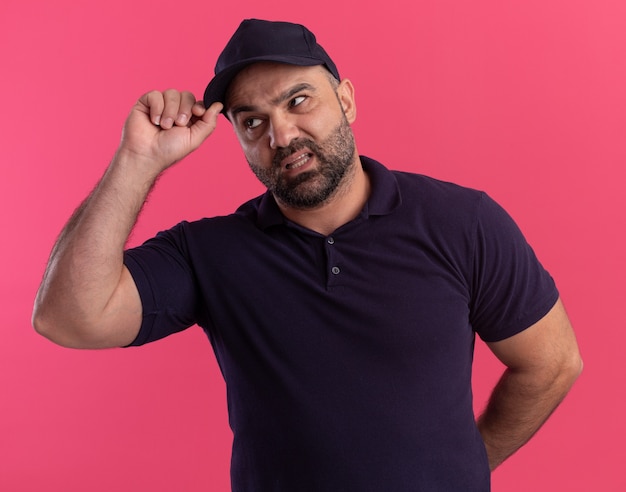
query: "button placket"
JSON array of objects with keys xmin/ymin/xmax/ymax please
[{"xmin": 325, "ymin": 235, "xmax": 342, "ymax": 284}]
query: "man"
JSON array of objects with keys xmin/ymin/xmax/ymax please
[{"xmin": 33, "ymin": 19, "xmax": 582, "ymax": 491}]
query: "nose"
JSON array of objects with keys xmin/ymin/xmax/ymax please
[{"xmin": 269, "ymin": 114, "xmax": 300, "ymax": 149}]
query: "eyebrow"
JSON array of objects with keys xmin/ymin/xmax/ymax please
[{"xmin": 229, "ymin": 83, "xmax": 317, "ymax": 118}]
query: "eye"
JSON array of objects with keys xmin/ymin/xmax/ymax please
[
  {"xmin": 244, "ymin": 117, "xmax": 263, "ymax": 130},
  {"xmin": 289, "ymin": 95, "xmax": 307, "ymax": 108}
]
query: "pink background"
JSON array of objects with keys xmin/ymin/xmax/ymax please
[{"xmin": 2, "ymin": 0, "xmax": 624, "ymax": 490}]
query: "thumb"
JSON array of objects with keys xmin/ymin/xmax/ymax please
[{"xmin": 189, "ymin": 101, "xmax": 224, "ymax": 147}]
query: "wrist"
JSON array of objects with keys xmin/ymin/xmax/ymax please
[{"xmin": 111, "ymin": 146, "xmax": 168, "ymax": 186}]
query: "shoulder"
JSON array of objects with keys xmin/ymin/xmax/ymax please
[
  {"xmin": 395, "ymin": 170, "xmax": 484, "ymax": 208},
  {"xmin": 361, "ymin": 155, "xmax": 486, "ymax": 222},
  {"xmin": 393, "ymin": 171, "xmax": 489, "ymax": 236},
  {"xmin": 125, "ymin": 194, "xmax": 266, "ymax": 262},
  {"xmin": 179, "ymin": 193, "xmax": 267, "ymax": 235}
]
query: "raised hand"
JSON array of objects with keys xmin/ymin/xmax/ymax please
[{"xmin": 120, "ymin": 89, "xmax": 223, "ymax": 175}]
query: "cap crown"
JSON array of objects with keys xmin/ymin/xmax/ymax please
[{"xmin": 203, "ymin": 19, "xmax": 339, "ymax": 108}]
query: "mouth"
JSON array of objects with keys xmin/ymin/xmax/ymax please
[{"xmin": 283, "ymin": 151, "xmax": 313, "ymax": 170}]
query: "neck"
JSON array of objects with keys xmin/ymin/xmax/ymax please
[{"xmin": 276, "ymin": 156, "xmax": 370, "ymax": 236}]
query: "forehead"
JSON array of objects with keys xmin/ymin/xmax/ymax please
[{"xmin": 225, "ymin": 63, "xmax": 331, "ymax": 110}]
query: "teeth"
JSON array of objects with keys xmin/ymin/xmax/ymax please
[{"xmin": 285, "ymin": 153, "xmax": 310, "ymax": 170}]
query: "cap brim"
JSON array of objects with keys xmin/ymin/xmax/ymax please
[{"xmin": 203, "ymin": 56, "xmax": 330, "ymax": 110}]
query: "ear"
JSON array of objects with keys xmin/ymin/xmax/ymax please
[{"xmin": 337, "ymin": 78, "xmax": 357, "ymax": 124}]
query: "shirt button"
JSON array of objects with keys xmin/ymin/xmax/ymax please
[
  {"xmin": 331, "ymin": 266, "xmax": 341, "ymax": 275},
  {"xmin": 327, "ymin": 237, "xmax": 335, "ymax": 245}
]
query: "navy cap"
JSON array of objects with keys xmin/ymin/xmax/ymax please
[{"xmin": 203, "ymin": 19, "xmax": 340, "ymax": 109}]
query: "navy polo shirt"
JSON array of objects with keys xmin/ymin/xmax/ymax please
[{"xmin": 124, "ymin": 156, "xmax": 558, "ymax": 491}]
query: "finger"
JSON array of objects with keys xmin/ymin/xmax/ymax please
[
  {"xmin": 174, "ymin": 91, "xmax": 196, "ymax": 126},
  {"xmin": 189, "ymin": 102, "xmax": 223, "ymax": 147},
  {"xmin": 141, "ymin": 91, "xmax": 165, "ymax": 126},
  {"xmin": 160, "ymin": 89, "xmax": 182, "ymax": 129},
  {"xmin": 191, "ymin": 100, "xmax": 207, "ymax": 118},
  {"xmin": 201, "ymin": 102, "xmax": 223, "ymax": 129}
]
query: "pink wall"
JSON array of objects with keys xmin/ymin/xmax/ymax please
[{"xmin": 2, "ymin": 0, "xmax": 624, "ymax": 490}]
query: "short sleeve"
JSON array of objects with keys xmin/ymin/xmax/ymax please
[
  {"xmin": 469, "ymin": 193, "xmax": 559, "ymax": 342},
  {"xmin": 123, "ymin": 222, "xmax": 201, "ymax": 346}
]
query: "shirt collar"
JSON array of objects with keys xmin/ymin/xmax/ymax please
[{"xmin": 256, "ymin": 155, "xmax": 402, "ymax": 230}]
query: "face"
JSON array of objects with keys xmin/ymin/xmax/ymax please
[{"xmin": 226, "ymin": 63, "xmax": 358, "ymax": 210}]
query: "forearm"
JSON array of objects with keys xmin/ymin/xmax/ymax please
[
  {"xmin": 477, "ymin": 361, "xmax": 581, "ymax": 471},
  {"xmin": 32, "ymin": 150, "xmax": 158, "ymax": 347}
]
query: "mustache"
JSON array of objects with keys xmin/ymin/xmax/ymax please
[{"xmin": 272, "ymin": 139, "xmax": 320, "ymax": 168}]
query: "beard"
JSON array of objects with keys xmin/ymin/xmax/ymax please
[{"xmin": 247, "ymin": 114, "xmax": 357, "ymax": 210}]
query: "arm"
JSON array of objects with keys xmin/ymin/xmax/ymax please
[
  {"xmin": 477, "ymin": 297, "xmax": 583, "ymax": 471},
  {"xmin": 32, "ymin": 90, "xmax": 223, "ymax": 349}
]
